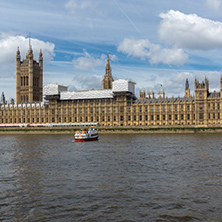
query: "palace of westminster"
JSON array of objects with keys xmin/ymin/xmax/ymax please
[{"xmin": 0, "ymin": 45, "xmax": 222, "ymax": 127}]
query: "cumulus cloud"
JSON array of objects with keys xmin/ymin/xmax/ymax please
[
  {"xmin": 0, "ymin": 33, "xmax": 55, "ymax": 63},
  {"xmin": 71, "ymin": 74, "xmax": 102, "ymax": 89},
  {"xmin": 162, "ymin": 72, "xmax": 194, "ymax": 95},
  {"xmin": 206, "ymin": 0, "xmax": 221, "ymax": 11},
  {"xmin": 0, "ymin": 33, "xmax": 55, "ymax": 78},
  {"xmin": 159, "ymin": 71, "xmax": 222, "ymax": 96},
  {"xmin": 117, "ymin": 38, "xmax": 188, "ymax": 65},
  {"xmin": 72, "ymin": 51, "xmax": 116, "ymax": 70},
  {"xmin": 159, "ymin": 10, "xmax": 222, "ymax": 50}
]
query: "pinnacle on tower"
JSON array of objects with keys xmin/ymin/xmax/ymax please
[
  {"xmin": 29, "ymin": 31, "xmax": 31, "ymax": 49},
  {"xmin": 107, "ymin": 52, "xmax": 110, "ymax": 64},
  {"xmin": 105, "ymin": 52, "xmax": 111, "ymax": 76},
  {"xmin": 17, "ymin": 46, "xmax": 20, "ymax": 55},
  {"xmin": 185, "ymin": 78, "xmax": 189, "ymax": 90},
  {"xmin": 16, "ymin": 47, "xmax": 20, "ymax": 61},
  {"xmin": 185, "ymin": 78, "xmax": 190, "ymax": 98},
  {"xmin": 1, "ymin": 92, "xmax": 6, "ymax": 104},
  {"xmin": 39, "ymin": 48, "xmax": 43, "ymax": 57}
]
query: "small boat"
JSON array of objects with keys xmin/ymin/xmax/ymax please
[{"xmin": 74, "ymin": 126, "xmax": 99, "ymax": 142}]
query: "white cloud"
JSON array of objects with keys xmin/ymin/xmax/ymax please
[
  {"xmin": 206, "ymin": 0, "xmax": 221, "ymax": 11},
  {"xmin": 159, "ymin": 10, "xmax": 222, "ymax": 50},
  {"xmin": 0, "ymin": 33, "xmax": 55, "ymax": 78},
  {"xmin": 162, "ymin": 72, "xmax": 194, "ymax": 95},
  {"xmin": 72, "ymin": 51, "xmax": 116, "ymax": 70},
  {"xmin": 71, "ymin": 74, "xmax": 102, "ymax": 89},
  {"xmin": 117, "ymin": 38, "xmax": 188, "ymax": 65},
  {"xmin": 65, "ymin": 0, "xmax": 94, "ymax": 15},
  {"xmin": 159, "ymin": 71, "xmax": 222, "ymax": 96}
]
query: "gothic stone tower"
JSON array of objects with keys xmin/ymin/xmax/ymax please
[
  {"xmin": 194, "ymin": 77, "xmax": 209, "ymax": 126},
  {"xmin": 16, "ymin": 46, "xmax": 43, "ymax": 104},
  {"xmin": 102, "ymin": 53, "xmax": 114, "ymax": 89}
]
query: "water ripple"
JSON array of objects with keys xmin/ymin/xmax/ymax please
[{"xmin": 0, "ymin": 134, "xmax": 222, "ymax": 221}]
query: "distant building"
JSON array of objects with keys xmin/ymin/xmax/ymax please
[{"xmin": 0, "ymin": 46, "xmax": 222, "ymax": 127}]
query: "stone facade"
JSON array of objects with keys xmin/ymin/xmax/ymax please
[{"xmin": 0, "ymin": 48, "xmax": 221, "ymax": 127}]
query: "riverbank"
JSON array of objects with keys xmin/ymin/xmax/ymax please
[{"xmin": 0, "ymin": 126, "xmax": 222, "ymax": 134}]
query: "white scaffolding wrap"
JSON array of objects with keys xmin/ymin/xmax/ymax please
[
  {"xmin": 44, "ymin": 84, "xmax": 68, "ymax": 95},
  {"xmin": 113, "ymin": 79, "xmax": 135, "ymax": 94},
  {"xmin": 44, "ymin": 79, "xmax": 136, "ymax": 101},
  {"xmin": 61, "ymin": 89, "xmax": 113, "ymax": 100}
]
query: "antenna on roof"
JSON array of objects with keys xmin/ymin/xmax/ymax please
[{"xmin": 29, "ymin": 31, "xmax": 31, "ymax": 49}]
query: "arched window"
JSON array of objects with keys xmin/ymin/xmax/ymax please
[{"xmin": 21, "ymin": 96, "xmax": 23, "ymax": 102}]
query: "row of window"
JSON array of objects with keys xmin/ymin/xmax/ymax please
[
  {"xmin": 1, "ymin": 102, "xmax": 221, "ymax": 116},
  {"xmin": 20, "ymin": 76, "xmax": 39, "ymax": 87},
  {"xmin": 2, "ymin": 108, "xmax": 221, "ymax": 118},
  {"xmin": 21, "ymin": 95, "xmax": 29, "ymax": 103},
  {"xmin": 51, "ymin": 105, "xmax": 195, "ymax": 114},
  {"xmin": 21, "ymin": 76, "xmax": 29, "ymax": 86},
  {"xmin": 2, "ymin": 112, "xmax": 221, "ymax": 124},
  {"xmin": 1, "ymin": 109, "xmax": 47, "ymax": 116}
]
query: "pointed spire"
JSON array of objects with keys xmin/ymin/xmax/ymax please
[
  {"xmin": 39, "ymin": 48, "xmax": 42, "ymax": 57},
  {"xmin": 107, "ymin": 52, "xmax": 110, "ymax": 65},
  {"xmin": 185, "ymin": 78, "xmax": 189, "ymax": 90},
  {"xmin": 17, "ymin": 46, "xmax": 20, "ymax": 55},
  {"xmin": 29, "ymin": 31, "xmax": 31, "ymax": 49},
  {"xmin": 102, "ymin": 51, "xmax": 114, "ymax": 89},
  {"xmin": 1, "ymin": 92, "xmax": 6, "ymax": 104},
  {"xmin": 16, "ymin": 47, "xmax": 20, "ymax": 60},
  {"xmin": 26, "ymin": 32, "xmax": 33, "ymax": 58},
  {"xmin": 26, "ymin": 31, "xmax": 33, "ymax": 58},
  {"xmin": 16, "ymin": 46, "xmax": 21, "ymax": 62},
  {"xmin": 105, "ymin": 52, "xmax": 111, "ymax": 76}
]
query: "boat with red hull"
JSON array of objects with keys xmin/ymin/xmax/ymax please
[{"xmin": 74, "ymin": 127, "xmax": 99, "ymax": 142}]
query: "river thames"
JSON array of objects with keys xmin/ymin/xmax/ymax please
[{"xmin": 1, "ymin": 133, "xmax": 222, "ymax": 221}]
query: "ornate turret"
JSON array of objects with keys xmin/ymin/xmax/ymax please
[
  {"xmin": 39, "ymin": 49, "xmax": 43, "ymax": 67},
  {"xmin": 102, "ymin": 52, "xmax": 114, "ymax": 89},
  {"xmin": 139, "ymin": 91, "xmax": 146, "ymax": 99},
  {"xmin": 185, "ymin": 78, "xmax": 190, "ymax": 98},
  {"xmin": 26, "ymin": 46, "xmax": 33, "ymax": 59},
  {"xmin": 1, "ymin": 92, "xmax": 6, "ymax": 104},
  {"xmin": 39, "ymin": 48, "xmax": 43, "ymax": 58},
  {"xmin": 147, "ymin": 90, "xmax": 154, "ymax": 99},
  {"xmin": 158, "ymin": 89, "xmax": 165, "ymax": 99},
  {"xmin": 16, "ymin": 47, "xmax": 20, "ymax": 60}
]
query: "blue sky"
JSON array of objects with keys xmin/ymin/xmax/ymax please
[{"xmin": 1, "ymin": 0, "xmax": 222, "ymax": 101}]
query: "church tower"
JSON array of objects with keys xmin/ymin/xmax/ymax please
[
  {"xmin": 16, "ymin": 44, "xmax": 43, "ymax": 104},
  {"xmin": 184, "ymin": 78, "xmax": 190, "ymax": 98},
  {"xmin": 102, "ymin": 52, "xmax": 114, "ymax": 89}
]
